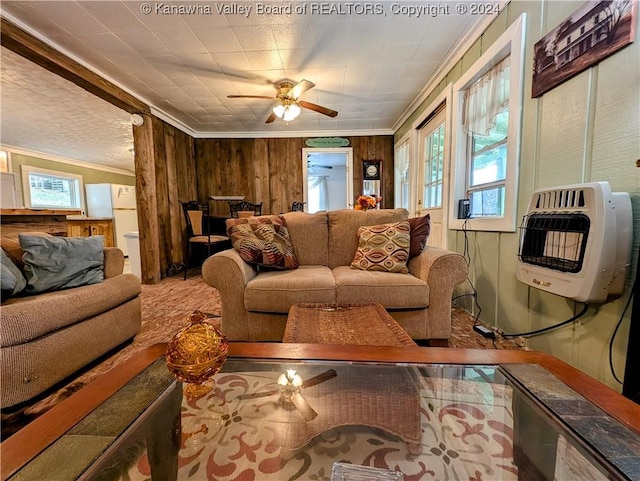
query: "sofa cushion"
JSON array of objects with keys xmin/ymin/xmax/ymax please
[
  {"xmin": 227, "ymin": 215, "xmax": 298, "ymax": 270},
  {"xmin": 408, "ymin": 214, "xmax": 431, "ymax": 258},
  {"xmin": 244, "ymin": 266, "xmax": 336, "ymax": 313},
  {"xmin": 20, "ymin": 234, "xmax": 105, "ymax": 294},
  {"xmin": 0, "ymin": 273, "xmax": 141, "ymax": 347},
  {"xmin": 281, "ymin": 211, "xmax": 329, "ymax": 266},
  {"xmin": 327, "ymin": 208, "xmax": 409, "ymax": 268},
  {"xmin": 351, "ymin": 221, "xmax": 410, "ymax": 273},
  {"xmin": 0, "ymin": 232, "xmax": 53, "ymax": 269},
  {"xmin": 333, "ymin": 265, "xmax": 429, "ymax": 309},
  {"xmin": 1, "ymin": 248, "xmax": 26, "ymax": 298}
]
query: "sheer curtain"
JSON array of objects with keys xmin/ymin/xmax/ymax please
[
  {"xmin": 463, "ymin": 55, "xmax": 510, "ymax": 135},
  {"xmin": 308, "ymin": 175, "xmax": 328, "ymax": 212}
]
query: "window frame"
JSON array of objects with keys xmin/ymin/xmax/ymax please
[
  {"xmin": 449, "ymin": 13, "xmax": 526, "ymax": 232},
  {"xmin": 20, "ymin": 164, "xmax": 85, "ymax": 211},
  {"xmin": 393, "ymin": 132, "xmax": 412, "ymax": 214}
]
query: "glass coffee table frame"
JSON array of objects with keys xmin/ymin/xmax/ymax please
[{"xmin": 2, "ymin": 343, "xmax": 639, "ymax": 481}]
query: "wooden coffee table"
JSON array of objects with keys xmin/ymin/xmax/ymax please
[
  {"xmin": 2, "ymin": 344, "xmax": 640, "ymax": 481},
  {"xmin": 284, "ymin": 302, "xmax": 417, "ymax": 347}
]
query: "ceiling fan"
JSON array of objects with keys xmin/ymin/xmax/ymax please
[
  {"xmin": 228, "ymin": 79, "xmax": 338, "ymax": 124},
  {"xmin": 308, "ymin": 160, "xmax": 333, "ymax": 170}
]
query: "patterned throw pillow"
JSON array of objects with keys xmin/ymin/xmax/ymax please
[
  {"xmin": 408, "ymin": 213, "xmax": 431, "ymax": 258},
  {"xmin": 350, "ymin": 221, "xmax": 410, "ymax": 273},
  {"xmin": 226, "ymin": 215, "xmax": 299, "ymax": 270}
]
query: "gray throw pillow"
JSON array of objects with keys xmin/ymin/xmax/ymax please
[
  {"xmin": 1, "ymin": 248, "xmax": 27, "ymax": 297},
  {"xmin": 19, "ymin": 235, "xmax": 105, "ymax": 294}
]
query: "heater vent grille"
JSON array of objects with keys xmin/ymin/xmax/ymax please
[
  {"xmin": 518, "ymin": 213, "xmax": 590, "ymax": 273},
  {"xmin": 534, "ymin": 188, "xmax": 585, "ymax": 210}
]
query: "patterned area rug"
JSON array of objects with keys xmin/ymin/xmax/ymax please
[{"xmin": 1, "ymin": 270, "xmax": 521, "ymax": 439}]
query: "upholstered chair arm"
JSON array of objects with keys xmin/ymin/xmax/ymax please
[
  {"xmin": 408, "ymin": 247, "xmax": 468, "ymax": 337},
  {"xmin": 103, "ymin": 248, "xmax": 125, "ymax": 279},
  {"xmin": 201, "ymin": 249, "xmax": 258, "ymax": 339}
]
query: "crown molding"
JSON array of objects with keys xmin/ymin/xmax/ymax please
[
  {"xmin": 1, "ymin": 144, "xmax": 135, "ymax": 176},
  {"xmin": 188, "ymin": 128, "xmax": 394, "ymax": 139}
]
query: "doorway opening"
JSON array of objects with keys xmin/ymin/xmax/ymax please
[{"xmin": 302, "ymin": 148, "xmax": 353, "ymax": 213}]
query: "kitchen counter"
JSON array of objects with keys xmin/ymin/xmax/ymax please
[
  {"xmin": 1, "ymin": 209, "xmax": 81, "ymax": 236},
  {"xmin": 66, "ymin": 217, "xmax": 115, "ymax": 246}
]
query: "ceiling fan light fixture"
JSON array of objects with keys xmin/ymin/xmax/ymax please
[
  {"xmin": 283, "ymin": 103, "xmax": 301, "ymax": 121},
  {"xmin": 272, "ymin": 104, "xmax": 285, "ymax": 118}
]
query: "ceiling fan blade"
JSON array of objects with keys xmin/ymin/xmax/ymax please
[
  {"xmin": 309, "ymin": 163, "xmax": 333, "ymax": 170},
  {"xmin": 237, "ymin": 389, "xmax": 280, "ymax": 400},
  {"xmin": 227, "ymin": 95, "xmax": 275, "ymax": 100},
  {"xmin": 302, "ymin": 369, "xmax": 337, "ymax": 388},
  {"xmin": 298, "ymin": 101, "xmax": 338, "ymax": 118},
  {"xmin": 265, "ymin": 112, "xmax": 277, "ymax": 124},
  {"xmin": 291, "ymin": 392, "xmax": 318, "ymax": 421},
  {"xmin": 287, "ymin": 79, "xmax": 315, "ymax": 100}
]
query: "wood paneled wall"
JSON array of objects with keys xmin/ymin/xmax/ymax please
[
  {"xmin": 195, "ymin": 135, "xmax": 395, "ymax": 216},
  {"xmin": 135, "ymin": 129, "xmax": 394, "ymax": 282},
  {"xmin": 133, "ymin": 114, "xmax": 196, "ymax": 283}
]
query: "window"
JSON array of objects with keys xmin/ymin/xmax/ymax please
[
  {"xmin": 394, "ymin": 138, "xmax": 411, "ymax": 211},
  {"xmin": 422, "ymin": 123, "xmax": 445, "ymax": 208},
  {"xmin": 450, "ymin": 14, "xmax": 526, "ymax": 232},
  {"xmin": 21, "ymin": 165, "xmax": 84, "ymax": 210}
]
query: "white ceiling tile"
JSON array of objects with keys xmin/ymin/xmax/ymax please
[
  {"xmin": 231, "ymin": 25, "xmax": 278, "ymax": 51},
  {"xmin": 181, "ymin": 10, "xmax": 229, "ymax": 29},
  {"xmin": 115, "ymin": 29, "xmax": 172, "ymax": 56},
  {"xmin": 154, "ymin": 29, "xmax": 208, "ymax": 55},
  {"xmin": 193, "ymin": 27, "xmax": 243, "ymax": 53},
  {"xmin": 80, "ymin": 2, "xmax": 145, "ymax": 33},
  {"xmin": 279, "ymin": 49, "xmax": 316, "ymax": 71},
  {"xmin": 124, "ymin": 3, "xmax": 190, "ymax": 32},
  {"xmin": 272, "ymin": 22, "xmax": 316, "ymax": 50},
  {"xmin": 211, "ymin": 52, "xmax": 252, "ymax": 72},
  {"xmin": 29, "ymin": 1, "xmax": 110, "ymax": 35},
  {"xmin": 244, "ymin": 50, "xmax": 284, "ymax": 71},
  {"xmin": 75, "ymin": 33, "xmax": 135, "ymax": 55}
]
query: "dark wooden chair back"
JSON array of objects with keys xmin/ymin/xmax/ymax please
[
  {"xmin": 228, "ymin": 201, "xmax": 262, "ymax": 218},
  {"xmin": 291, "ymin": 201, "xmax": 305, "ymax": 212}
]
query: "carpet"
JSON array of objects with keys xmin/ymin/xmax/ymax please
[{"xmin": 1, "ymin": 269, "xmax": 521, "ymax": 439}]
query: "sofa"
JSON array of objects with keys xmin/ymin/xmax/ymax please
[
  {"xmin": 0, "ymin": 235, "xmax": 142, "ymax": 409},
  {"xmin": 202, "ymin": 208, "xmax": 468, "ymax": 344}
]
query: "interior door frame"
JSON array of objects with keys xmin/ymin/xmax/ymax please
[
  {"xmin": 411, "ymin": 84, "xmax": 453, "ymax": 249},
  {"xmin": 301, "ymin": 147, "xmax": 354, "ymax": 210}
]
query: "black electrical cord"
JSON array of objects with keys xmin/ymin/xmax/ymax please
[
  {"xmin": 501, "ymin": 303, "xmax": 590, "ymax": 338},
  {"xmin": 609, "ymin": 281, "xmax": 635, "ymax": 384},
  {"xmin": 459, "ymin": 217, "xmax": 482, "ymax": 326}
]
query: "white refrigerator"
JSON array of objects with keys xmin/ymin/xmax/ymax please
[{"xmin": 85, "ymin": 184, "xmax": 138, "ymax": 256}]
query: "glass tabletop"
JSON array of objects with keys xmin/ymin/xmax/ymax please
[{"xmin": 10, "ymin": 357, "xmax": 639, "ymax": 481}]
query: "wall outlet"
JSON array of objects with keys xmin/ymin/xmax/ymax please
[{"xmin": 457, "ymin": 199, "xmax": 470, "ymax": 219}]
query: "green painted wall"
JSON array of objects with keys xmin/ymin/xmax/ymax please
[
  {"xmin": 10, "ymin": 152, "xmax": 135, "ymax": 211},
  {"xmin": 399, "ymin": 1, "xmax": 640, "ymax": 391}
]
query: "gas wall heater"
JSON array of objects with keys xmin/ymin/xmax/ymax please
[{"xmin": 517, "ymin": 181, "xmax": 632, "ymax": 303}]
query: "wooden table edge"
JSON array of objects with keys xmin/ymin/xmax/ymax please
[{"xmin": 2, "ymin": 342, "xmax": 638, "ymax": 480}]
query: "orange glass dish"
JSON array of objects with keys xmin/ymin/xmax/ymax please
[{"xmin": 166, "ymin": 310, "xmax": 229, "ymax": 397}]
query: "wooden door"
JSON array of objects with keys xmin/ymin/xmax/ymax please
[{"xmin": 416, "ymin": 106, "xmax": 447, "ymax": 248}]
